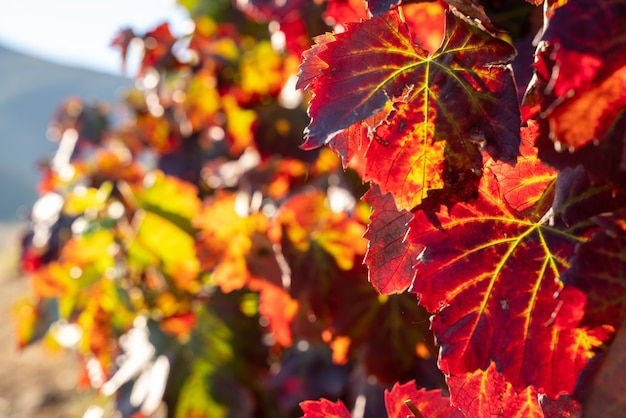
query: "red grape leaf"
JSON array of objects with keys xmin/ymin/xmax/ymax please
[
  {"xmin": 140, "ymin": 22, "xmax": 180, "ymax": 74},
  {"xmin": 542, "ymin": 0, "xmax": 626, "ymax": 99},
  {"xmin": 298, "ymin": 9, "xmax": 520, "ymax": 210},
  {"xmin": 110, "ymin": 27, "xmax": 136, "ymax": 73},
  {"xmin": 385, "ymin": 381, "xmax": 462, "ymax": 418},
  {"xmin": 531, "ymin": 104, "xmax": 626, "ymax": 189},
  {"xmin": 407, "ymin": 171, "xmax": 610, "ymax": 396},
  {"xmin": 363, "ymin": 185, "xmax": 423, "ymax": 294},
  {"xmin": 448, "ymin": 363, "xmax": 543, "ymax": 417},
  {"xmin": 300, "ymin": 398, "xmax": 352, "ymax": 417},
  {"xmin": 485, "ymin": 121, "xmax": 556, "ymax": 219},
  {"xmin": 443, "ymin": 0, "xmax": 498, "ymax": 34},
  {"xmin": 525, "ymin": 0, "xmax": 626, "ymax": 151}
]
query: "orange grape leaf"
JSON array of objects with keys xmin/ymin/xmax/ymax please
[
  {"xmin": 31, "ymin": 261, "xmax": 82, "ymax": 299},
  {"xmin": 407, "ymin": 172, "xmax": 610, "ymax": 397},
  {"xmin": 385, "ymin": 381, "xmax": 463, "ymax": 418},
  {"xmin": 300, "ymin": 399, "xmax": 352, "ymax": 418},
  {"xmin": 403, "ymin": 2, "xmax": 446, "ymax": 54},
  {"xmin": 547, "ymin": 66, "xmax": 626, "ymax": 150},
  {"xmin": 324, "ymin": 0, "xmax": 368, "ymax": 28},
  {"xmin": 448, "ymin": 363, "xmax": 544, "ymax": 417},
  {"xmin": 298, "ymin": 9, "xmax": 520, "ymax": 210},
  {"xmin": 270, "ymin": 190, "xmax": 367, "ymax": 271},
  {"xmin": 61, "ymin": 229, "xmax": 116, "ymax": 274},
  {"xmin": 194, "ymin": 192, "xmax": 270, "ymax": 292},
  {"xmin": 160, "ymin": 312, "xmax": 198, "ymax": 339},
  {"xmin": 249, "ymin": 278, "xmax": 299, "ymax": 347}
]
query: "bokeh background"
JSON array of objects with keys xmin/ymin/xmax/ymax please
[{"xmin": 0, "ymin": 2, "xmax": 188, "ymax": 416}]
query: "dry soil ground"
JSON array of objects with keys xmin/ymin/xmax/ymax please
[{"xmin": 0, "ymin": 223, "xmax": 89, "ymax": 418}]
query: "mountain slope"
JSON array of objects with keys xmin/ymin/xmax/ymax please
[{"xmin": 0, "ymin": 44, "xmax": 132, "ymax": 220}]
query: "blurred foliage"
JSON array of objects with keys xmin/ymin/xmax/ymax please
[{"xmin": 16, "ymin": 0, "xmax": 452, "ymax": 416}]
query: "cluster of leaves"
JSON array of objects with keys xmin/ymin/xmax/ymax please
[
  {"xmin": 297, "ymin": 0, "xmax": 626, "ymax": 416},
  {"xmin": 16, "ymin": 0, "xmax": 626, "ymax": 417},
  {"xmin": 17, "ymin": 0, "xmax": 440, "ymax": 416}
]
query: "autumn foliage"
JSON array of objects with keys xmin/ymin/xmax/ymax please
[{"xmin": 17, "ymin": 0, "xmax": 626, "ymax": 416}]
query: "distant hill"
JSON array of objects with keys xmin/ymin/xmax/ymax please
[{"xmin": 0, "ymin": 44, "xmax": 132, "ymax": 220}]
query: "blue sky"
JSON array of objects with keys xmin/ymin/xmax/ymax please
[{"xmin": 0, "ymin": 0, "xmax": 192, "ymax": 76}]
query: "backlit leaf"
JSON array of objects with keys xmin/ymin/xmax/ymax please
[
  {"xmin": 448, "ymin": 363, "xmax": 544, "ymax": 417},
  {"xmin": 402, "ymin": 2, "xmax": 446, "ymax": 54},
  {"xmin": 133, "ymin": 171, "xmax": 202, "ymax": 221},
  {"xmin": 32, "ymin": 262, "xmax": 76, "ymax": 298},
  {"xmin": 299, "ymin": 10, "xmax": 520, "ymax": 210},
  {"xmin": 324, "ymin": 0, "xmax": 368, "ymax": 28},
  {"xmin": 300, "ymin": 398, "xmax": 352, "ymax": 417},
  {"xmin": 542, "ymin": 0, "xmax": 626, "ymax": 99},
  {"xmin": 270, "ymin": 190, "xmax": 367, "ymax": 271},
  {"xmin": 485, "ymin": 121, "xmax": 556, "ymax": 218},
  {"xmin": 249, "ymin": 278, "xmax": 299, "ymax": 347},
  {"xmin": 194, "ymin": 193, "xmax": 270, "ymax": 292},
  {"xmin": 363, "ymin": 185, "xmax": 422, "ymax": 294},
  {"xmin": 525, "ymin": 0, "xmax": 626, "ymax": 151},
  {"xmin": 385, "ymin": 381, "xmax": 462, "ymax": 418},
  {"xmin": 133, "ymin": 211, "xmax": 200, "ymax": 292},
  {"xmin": 547, "ymin": 66, "xmax": 626, "ymax": 150},
  {"xmin": 443, "ymin": 0, "xmax": 498, "ymax": 34},
  {"xmin": 408, "ymin": 171, "xmax": 608, "ymax": 396}
]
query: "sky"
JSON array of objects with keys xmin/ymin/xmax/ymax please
[{"xmin": 0, "ymin": 0, "xmax": 192, "ymax": 76}]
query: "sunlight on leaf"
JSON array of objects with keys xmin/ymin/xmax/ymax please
[
  {"xmin": 385, "ymin": 380, "xmax": 463, "ymax": 418},
  {"xmin": 409, "ymin": 172, "xmax": 609, "ymax": 396},
  {"xmin": 448, "ymin": 363, "xmax": 543, "ymax": 417},
  {"xmin": 299, "ymin": 9, "xmax": 520, "ymax": 210}
]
